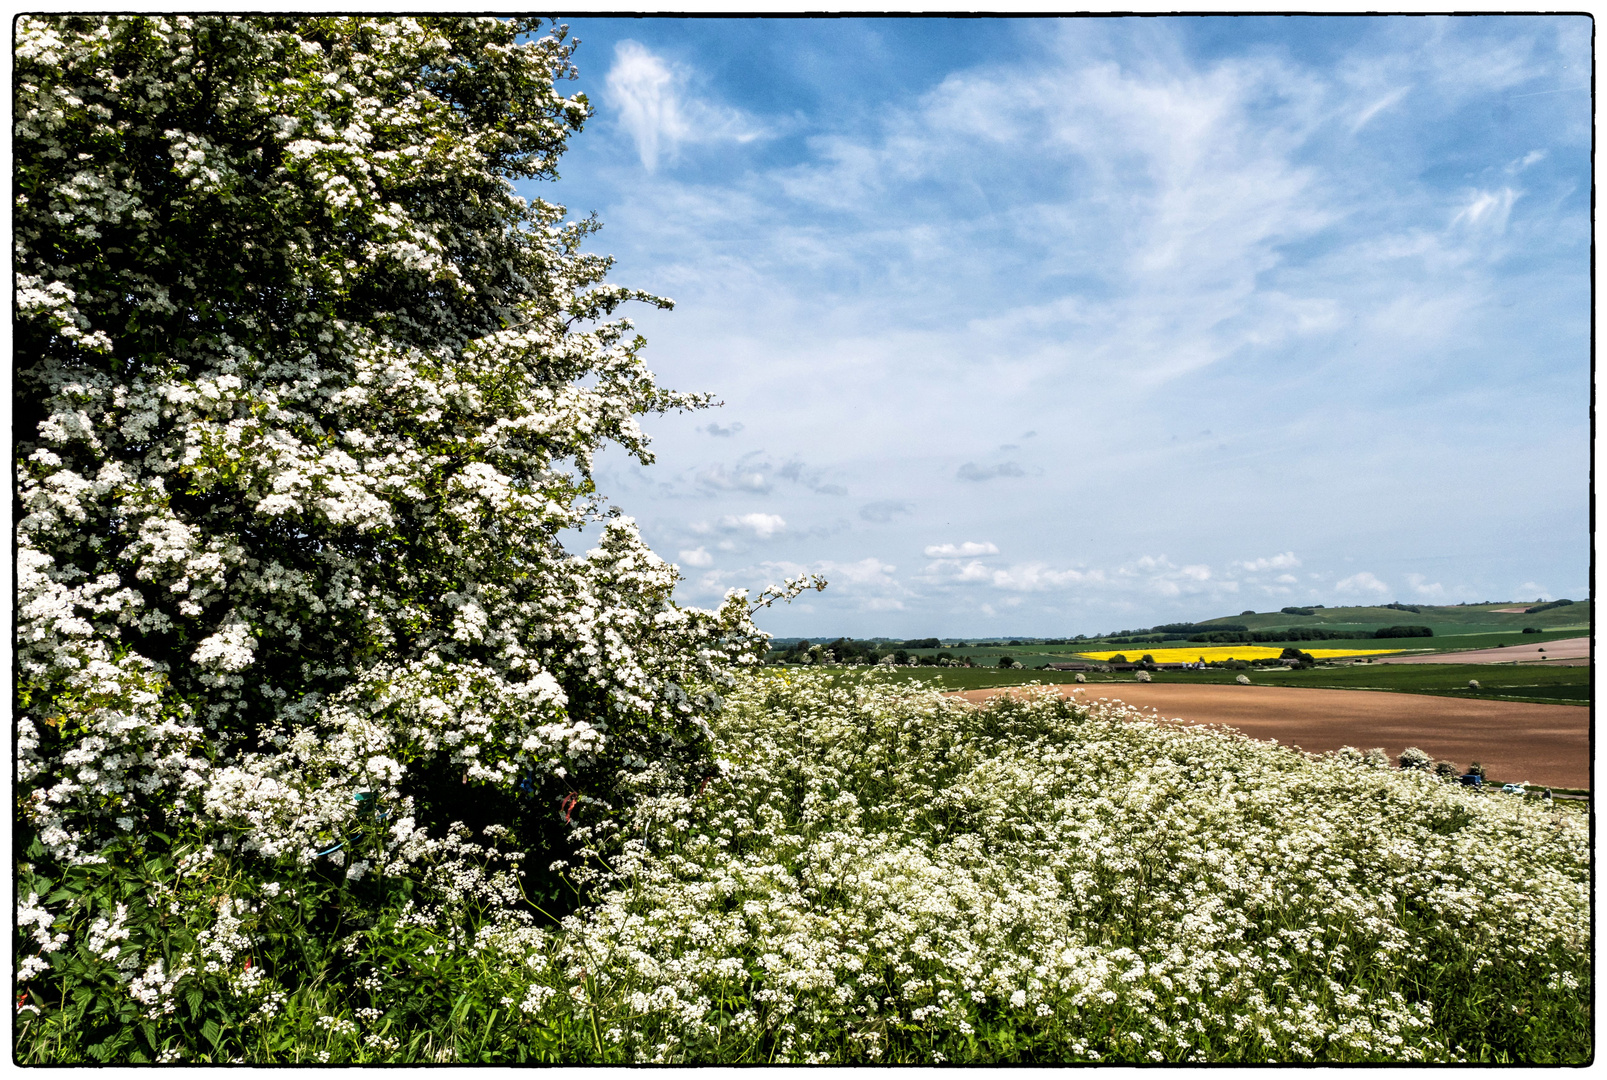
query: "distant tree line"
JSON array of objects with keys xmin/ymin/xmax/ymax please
[
  {"xmin": 1189, "ymin": 625, "xmax": 1433, "ymax": 643},
  {"xmin": 1525, "ymin": 599, "xmax": 1574, "ymax": 614},
  {"xmin": 767, "ymin": 638, "xmax": 975, "ymax": 666}
]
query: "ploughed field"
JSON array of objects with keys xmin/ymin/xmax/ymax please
[
  {"xmin": 953, "ymin": 683, "xmax": 1590, "ymax": 791},
  {"xmin": 1372, "ymin": 636, "xmax": 1589, "ymax": 666}
]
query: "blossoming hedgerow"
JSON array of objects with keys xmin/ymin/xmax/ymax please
[{"xmin": 15, "ymin": 14, "xmax": 818, "ymax": 1061}]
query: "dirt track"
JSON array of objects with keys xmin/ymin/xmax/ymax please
[
  {"xmin": 1372, "ymin": 636, "xmax": 1590, "ymax": 666},
  {"xmin": 953, "ymin": 684, "xmax": 1591, "ymax": 790}
]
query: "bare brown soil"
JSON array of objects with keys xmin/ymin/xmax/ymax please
[
  {"xmin": 1372, "ymin": 636, "xmax": 1590, "ymax": 665},
  {"xmin": 953, "ymin": 684, "xmax": 1591, "ymax": 789}
]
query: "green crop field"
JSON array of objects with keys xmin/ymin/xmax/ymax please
[
  {"xmin": 880, "ymin": 628, "xmax": 1581, "ymax": 670},
  {"xmin": 1189, "ymin": 600, "xmax": 1590, "ymax": 637},
  {"xmin": 833, "ymin": 663, "xmax": 1589, "ymax": 706}
]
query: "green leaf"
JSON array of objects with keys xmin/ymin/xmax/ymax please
[
  {"xmin": 187, "ymin": 988, "xmax": 203, "ymax": 1020},
  {"xmin": 202, "ymin": 1018, "xmax": 223, "ymax": 1049}
]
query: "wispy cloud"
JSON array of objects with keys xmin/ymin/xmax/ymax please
[
  {"xmin": 1349, "ymin": 85, "xmax": 1409, "ymax": 132},
  {"xmin": 860, "ymin": 500, "xmax": 913, "ymax": 523},
  {"xmin": 956, "ymin": 462, "xmax": 1025, "ymax": 482},
  {"xmin": 1450, "ymin": 187, "xmax": 1519, "ymax": 234},
  {"xmin": 697, "ymin": 462, "xmax": 772, "ymax": 493},
  {"xmin": 561, "ymin": 17, "xmax": 1588, "ymax": 635},
  {"xmin": 604, "ymin": 40, "xmax": 769, "ymax": 172}
]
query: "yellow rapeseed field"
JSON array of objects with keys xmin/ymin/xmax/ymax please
[{"xmin": 1075, "ymin": 646, "xmax": 1411, "ymax": 663}]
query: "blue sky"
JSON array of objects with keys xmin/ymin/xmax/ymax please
[{"xmin": 528, "ymin": 16, "xmax": 1591, "ymax": 638}]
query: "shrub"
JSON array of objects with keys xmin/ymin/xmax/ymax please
[
  {"xmin": 1399, "ymin": 747, "xmax": 1433, "ymax": 771},
  {"xmin": 1134, "ymin": 671, "xmax": 1152, "ymax": 682},
  {"xmin": 1235, "ymin": 674, "xmax": 1251, "ymax": 685},
  {"xmin": 1074, "ymin": 674, "xmax": 1087, "ymax": 683},
  {"xmin": 1435, "ymin": 760, "xmax": 1461, "ymax": 778},
  {"xmin": 1468, "ymin": 680, "xmax": 1481, "ymax": 690},
  {"xmin": 1524, "ymin": 599, "xmax": 1573, "ymax": 614}
]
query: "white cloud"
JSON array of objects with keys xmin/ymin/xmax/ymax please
[
  {"xmin": 988, "ymin": 563, "xmax": 1095, "ymax": 592},
  {"xmin": 1335, "ymin": 571, "xmax": 1389, "ymax": 596},
  {"xmin": 698, "ymin": 463, "xmax": 772, "ymax": 493},
  {"xmin": 753, "ymin": 557, "xmax": 901, "ymax": 590},
  {"xmin": 678, "ymin": 546, "xmax": 713, "ymax": 567},
  {"xmin": 1405, "ymin": 572, "xmax": 1445, "ymax": 598},
  {"xmin": 924, "ymin": 540, "xmax": 1000, "ymax": 558},
  {"xmin": 1237, "ymin": 552, "xmax": 1301, "ymax": 572},
  {"xmin": 825, "ymin": 557, "xmax": 899, "ymax": 585},
  {"xmin": 703, "ymin": 421, "xmax": 744, "ymax": 437},
  {"xmin": 720, "ymin": 512, "xmax": 787, "ymax": 538},
  {"xmin": 1517, "ymin": 582, "xmax": 1551, "ymax": 601},
  {"xmin": 605, "ymin": 41, "xmax": 768, "ymax": 172}
]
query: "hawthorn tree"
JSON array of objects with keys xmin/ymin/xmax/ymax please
[{"xmin": 16, "ymin": 14, "xmax": 815, "ymax": 908}]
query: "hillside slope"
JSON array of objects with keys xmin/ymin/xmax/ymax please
[{"xmin": 1196, "ymin": 600, "xmax": 1590, "ymax": 637}]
